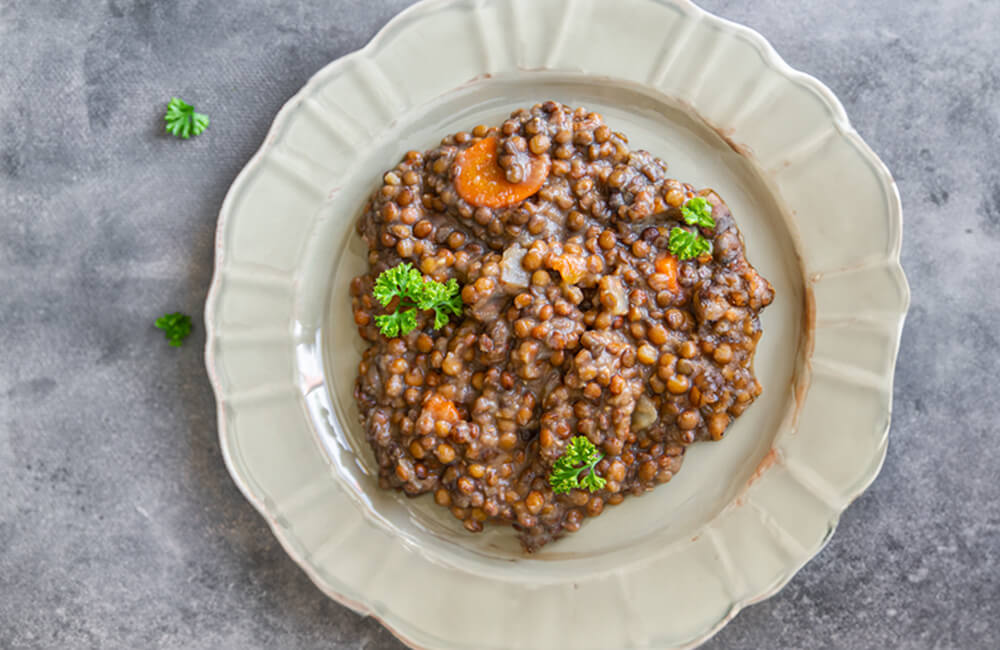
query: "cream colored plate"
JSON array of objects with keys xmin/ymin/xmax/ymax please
[{"xmin": 204, "ymin": 0, "xmax": 909, "ymax": 647}]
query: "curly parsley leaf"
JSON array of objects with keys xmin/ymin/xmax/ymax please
[
  {"xmin": 164, "ymin": 97, "xmax": 209, "ymax": 139},
  {"xmin": 549, "ymin": 436, "xmax": 606, "ymax": 495},
  {"xmin": 418, "ymin": 278, "xmax": 462, "ymax": 329},
  {"xmin": 372, "ymin": 263, "xmax": 463, "ymax": 338},
  {"xmin": 373, "ymin": 262, "xmax": 424, "ymax": 307},
  {"xmin": 155, "ymin": 312, "xmax": 192, "ymax": 347},
  {"xmin": 681, "ymin": 196, "xmax": 715, "ymax": 229},
  {"xmin": 668, "ymin": 227, "xmax": 713, "ymax": 260},
  {"xmin": 579, "ymin": 468, "xmax": 606, "ymax": 492},
  {"xmin": 374, "ymin": 309, "xmax": 417, "ymax": 338}
]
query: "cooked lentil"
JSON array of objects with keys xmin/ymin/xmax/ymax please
[{"xmin": 352, "ymin": 102, "xmax": 774, "ymax": 551}]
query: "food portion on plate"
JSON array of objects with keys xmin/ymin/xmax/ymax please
[{"xmin": 350, "ymin": 102, "xmax": 774, "ymax": 551}]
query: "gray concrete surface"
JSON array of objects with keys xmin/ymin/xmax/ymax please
[{"xmin": 1, "ymin": 0, "xmax": 996, "ymax": 648}]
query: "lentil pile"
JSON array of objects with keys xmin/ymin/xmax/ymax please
[{"xmin": 351, "ymin": 102, "xmax": 774, "ymax": 551}]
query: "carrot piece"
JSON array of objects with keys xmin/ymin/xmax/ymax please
[
  {"xmin": 454, "ymin": 136, "xmax": 550, "ymax": 208},
  {"xmin": 655, "ymin": 254, "xmax": 679, "ymax": 293},
  {"xmin": 424, "ymin": 393, "xmax": 459, "ymax": 423},
  {"xmin": 549, "ymin": 254, "xmax": 586, "ymax": 284}
]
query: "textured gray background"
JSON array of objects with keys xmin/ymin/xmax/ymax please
[{"xmin": 1, "ymin": 0, "xmax": 996, "ymax": 648}]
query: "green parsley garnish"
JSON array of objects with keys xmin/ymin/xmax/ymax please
[
  {"xmin": 549, "ymin": 436, "xmax": 606, "ymax": 495},
  {"xmin": 668, "ymin": 197, "xmax": 715, "ymax": 260},
  {"xmin": 681, "ymin": 196, "xmax": 715, "ymax": 229},
  {"xmin": 372, "ymin": 262, "xmax": 463, "ymax": 338},
  {"xmin": 668, "ymin": 227, "xmax": 713, "ymax": 260},
  {"xmin": 155, "ymin": 312, "xmax": 192, "ymax": 347},
  {"xmin": 164, "ymin": 97, "xmax": 209, "ymax": 139}
]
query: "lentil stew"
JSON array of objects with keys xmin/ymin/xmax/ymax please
[{"xmin": 350, "ymin": 102, "xmax": 774, "ymax": 551}]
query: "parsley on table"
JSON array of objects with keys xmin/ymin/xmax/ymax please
[
  {"xmin": 371, "ymin": 262, "xmax": 462, "ymax": 338},
  {"xmin": 549, "ymin": 436, "xmax": 606, "ymax": 495},
  {"xmin": 155, "ymin": 312, "xmax": 192, "ymax": 347},
  {"xmin": 164, "ymin": 97, "xmax": 209, "ymax": 139}
]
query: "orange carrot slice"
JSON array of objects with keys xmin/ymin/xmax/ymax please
[
  {"xmin": 423, "ymin": 393, "xmax": 459, "ymax": 423},
  {"xmin": 454, "ymin": 136, "xmax": 550, "ymax": 208},
  {"xmin": 549, "ymin": 254, "xmax": 586, "ymax": 285},
  {"xmin": 655, "ymin": 254, "xmax": 679, "ymax": 293}
]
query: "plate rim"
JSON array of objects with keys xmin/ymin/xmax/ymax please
[{"xmin": 204, "ymin": 0, "xmax": 910, "ymax": 647}]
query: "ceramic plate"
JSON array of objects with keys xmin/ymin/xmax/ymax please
[{"xmin": 204, "ymin": 0, "xmax": 909, "ymax": 647}]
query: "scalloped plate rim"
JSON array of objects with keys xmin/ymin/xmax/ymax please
[{"xmin": 203, "ymin": 0, "xmax": 910, "ymax": 647}]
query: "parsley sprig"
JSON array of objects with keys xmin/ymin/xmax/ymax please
[
  {"xmin": 669, "ymin": 227, "xmax": 713, "ymax": 259},
  {"xmin": 669, "ymin": 197, "xmax": 715, "ymax": 260},
  {"xmin": 164, "ymin": 97, "xmax": 209, "ymax": 139},
  {"xmin": 155, "ymin": 312, "xmax": 192, "ymax": 347},
  {"xmin": 680, "ymin": 196, "xmax": 715, "ymax": 229},
  {"xmin": 372, "ymin": 262, "xmax": 462, "ymax": 337},
  {"xmin": 549, "ymin": 436, "xmax": 606, "ymax": 495}
]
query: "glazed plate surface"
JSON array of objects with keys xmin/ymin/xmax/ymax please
[{"xmin": 204, "ymin": 1, "xmax": 909, "ymax": 647}]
